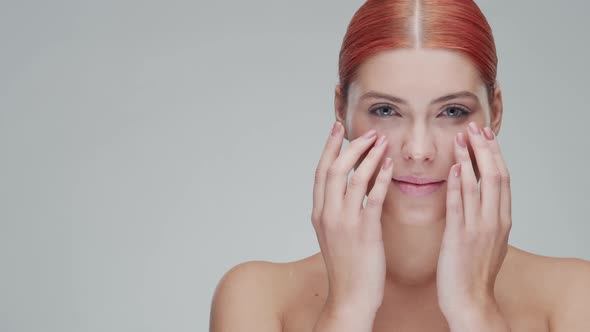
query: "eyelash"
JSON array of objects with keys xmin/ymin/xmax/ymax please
[
  {"xmin": 368, "ymin": 104, "xmax": 472, "ymax": 119},
  {"xmin": 440, "ymin": 104, "xmax": 472, "ymax": 119}
]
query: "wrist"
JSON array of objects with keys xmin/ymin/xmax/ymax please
[
  {"xmin": 444, "ymin": 300, "xmax": 510, "ymax": 332},
  {"xmin": 313, "ymin": 300, "xmax": 378, "ymax": 332},
  {"xmin": 325, "ymin": 295, "xmax": 381, "ymax": 317},
  {"xmin": 325, "ymin": 300, "xmax": 378, "ymax": 321}
]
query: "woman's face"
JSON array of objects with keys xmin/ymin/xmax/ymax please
[{"xmin": 335, "ymin": 48, "xmax": 502, "ymax": 225}]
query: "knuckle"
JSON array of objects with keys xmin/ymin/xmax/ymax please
[
  {"xmin": 311, "ymin": 209, "xmax": 321, "ymax": 226},
  {"xmin": 348, "ymin": 173, "xmax": 366, "ymax": 189},
  {"xmin": 314, "ymin": 166, "xmax": 325, "ymax": 184},
  {"xmin": 483, "ymin": 172, "xmax": 501, "ymax": 184},
  {"xmin": 326, "ymin": 164, "xmax": 342, "ymax": 179},
  {"xmin": 502, "ymin": 172, "xmax": 511, "ymax": 185},
  {"xmin": 365, "ymin": 195, "xmax": 383, "ymax": 209}
]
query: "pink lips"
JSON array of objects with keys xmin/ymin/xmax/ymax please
[{"xmin": 392, "ymin": 176, "xmax": 445, "ymax": 197}]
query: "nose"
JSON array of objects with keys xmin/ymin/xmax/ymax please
[{"xmin": 401, "ymin": 124, "xmax": 435, "ymax": 163}]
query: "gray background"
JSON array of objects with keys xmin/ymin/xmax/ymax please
[{"xmin": 1, "ymin": 0, "xmax": 589, "ymax": 331}]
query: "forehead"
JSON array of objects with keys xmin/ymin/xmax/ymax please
[{"xmin": 350, "ymin": 48, "xmax": 486, "ymax": 103}]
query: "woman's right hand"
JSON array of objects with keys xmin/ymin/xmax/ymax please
[{"xmin": 311, "ymin": 121, "xmax": 393, "ymax": 320}]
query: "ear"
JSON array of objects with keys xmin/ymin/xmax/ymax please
[
  {"xmin": 490, "ymin": 80, "xmax": 503, "ymax": 136},
  {"xmin": 334, "ymin": 84, "xmax": 349, "ymax": 140}
]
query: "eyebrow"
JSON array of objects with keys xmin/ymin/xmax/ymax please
[{"xmin": 360, "ymin": 90, "xmax": 480, "ymax": 105}]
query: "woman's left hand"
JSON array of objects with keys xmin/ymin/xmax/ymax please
[{"xmin": 436, "ymin": 121, "xmax": 512, "ymax": 327}]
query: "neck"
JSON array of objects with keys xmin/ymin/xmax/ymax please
[
  {"xmin": 375, "ymin": 211, "xmax": 446, "ymax": 319},
  {"xmin": 380, "ymin": 208, "xmax": 446, "ymax": 291}
]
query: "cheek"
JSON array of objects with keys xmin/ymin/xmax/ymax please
[
  {"xmin": 366, "ymin": 117, "xmax": 404, "ymax": 133},
  {"xmin": 420, "ymin": 126, "xmax": 458, "ymax": 156},
  {"xmin": 431, "ymin": 128, "xmax": 455, "ymax": 147}
]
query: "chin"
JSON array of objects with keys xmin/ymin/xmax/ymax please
[
  {"xmin": 398, "ymin": 209, "xmax": 444, "ymax": 226},
  {"xmin": 383, "ymin": 194, "xmax": 446, "ymax": 226}
]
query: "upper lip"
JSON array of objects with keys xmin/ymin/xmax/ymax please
[{"xmin": 393, "ymin": 176, "xmax": 445, "ymax": 185}]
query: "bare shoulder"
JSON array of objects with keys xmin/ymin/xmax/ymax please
[
  {"xmin": 506, "ymin": 246, "xmax": 590, "ymax": 298},
  {"xmin": 209, "ymin": 254, "xmax": 326, "ymax": 332},
  {"xmin": 541, "ymin": 253, "xmax": 590, "ymax": 331},
  {"xmin": 503, "ymin": 246, "xmax": 590, "ymax": 331}
]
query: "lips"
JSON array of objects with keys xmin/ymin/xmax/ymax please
[
  {"xmin": 393, "ymin": 176, "xmax": 443, "ymax": 185},
  {"xmin": 392, "ymin": 176, "xmax": 445, "ymax": 196}
]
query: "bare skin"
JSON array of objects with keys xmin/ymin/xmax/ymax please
[
  {"xmin": 210, "ymin": 247, "xmax": 588, "ymax": 332},
  {"xmin": 209, "ymin": 49, "xmax": 590, "ymax": 331}
]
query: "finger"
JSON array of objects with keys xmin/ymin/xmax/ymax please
[
  {"xmin": 324, "ymin": 128, "xmax": 378, "ymax": 216},
  {"xmin": 483, "ymin": 127, "xmax": 512, "ymax": 230},
  {"xmin": 445, "ymin": 163, "xmax": 464, "ymax": 232},
  {"xmin": 454, "ymin": 131, "xmax": 480, "ymax": 230},
  {"xmin": 361, "ymin": 156, "xmax": 393, "ymax": 228},
  {"xmin": 466, "ymin": 122, "xmax": 501, "ymax": 227},
  {"xmin": 312, "ymin": 122, "xmax": 345, "ymax": 225},
  {"xmin": 344, "ymin": 135, "xmax": 388, "ymax": 214}
]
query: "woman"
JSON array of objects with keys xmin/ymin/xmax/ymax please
[{"xmin": 210, "ymin": 1, "xmax": 590, "ymax": 331}]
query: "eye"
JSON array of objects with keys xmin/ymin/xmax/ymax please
[
  {"xmin": 439, "ymin": 105, "xmax": 471, "ymax": 119},
  {"xmin": 369, "ymin": 104, "xmax": 400, "ymax": 117}
]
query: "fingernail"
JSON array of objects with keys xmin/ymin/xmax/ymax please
[
  {"xmin": 454, "ymin": 163, "xmax": 462, "ymax": 177},
  {"xmin": 468, "ymin": 122, "xmax": 480, "ymax": 135},
  {"xmin": 330, "ymin": 122, "xmax": 340, "ymax": 136},
  {"xmin": 456, "ymin": 132, "xmax": 467, "ymax": 148},
  {"xmin": 363, "ymin": 129, "xmax": 377, "ymax": 139},
  {"xmin": 382, "ymin": 157, "xmax": 392, "ymax": 170},
  {"xmin": 483, "ymin": 127, "xmax": 495, "ymax": 140},
  {"xmin": 375, "ymin": 135, "xmax": 386, "ymax": 146}
]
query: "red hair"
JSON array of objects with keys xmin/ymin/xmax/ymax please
[{"xmin": 338, "ymin": 0, "xmax": 497, "ymax": 104}]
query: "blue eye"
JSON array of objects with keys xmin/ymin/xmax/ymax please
[
  {"xmin": 441, "ymin": 105, "xmax": 471, "ymax": 118},
  {"xmin": 369, "ymin": 105, "xmax": 399, "ymax": 117}
]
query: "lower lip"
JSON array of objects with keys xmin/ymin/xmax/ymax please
[{"xmin": 393, "ymin": 180, "xmax": 445, "ymax": 196}]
